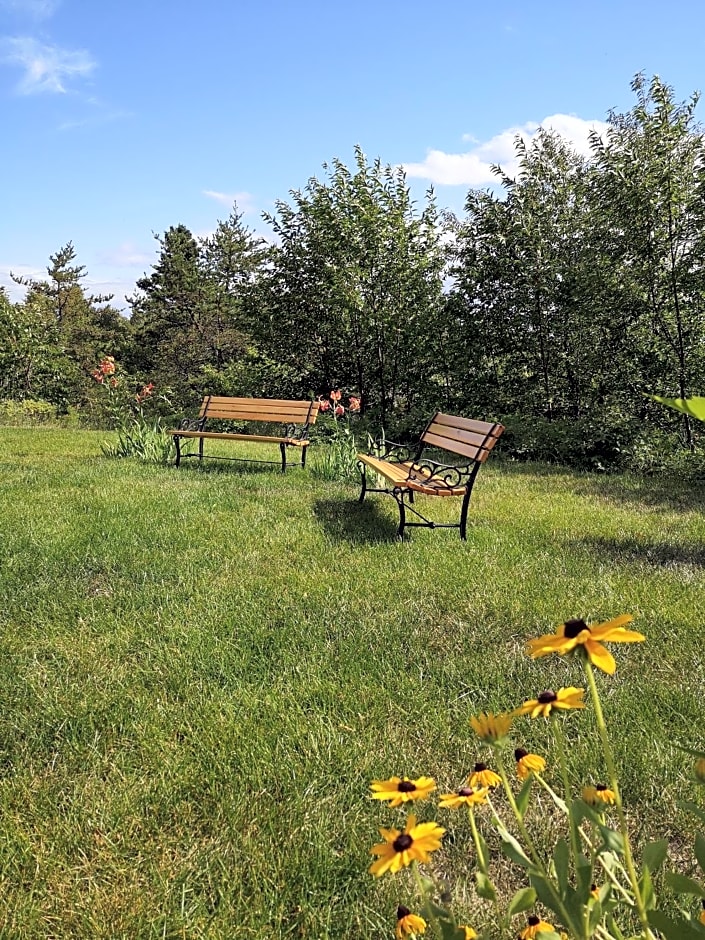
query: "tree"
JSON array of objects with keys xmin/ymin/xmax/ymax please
[{"xmin": 257, "ymin": 147, "xmax": 447, "ymax": 431}]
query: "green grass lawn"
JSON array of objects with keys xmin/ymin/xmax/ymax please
[{"xmin": 1, "ymin": 428, "xmax": 704, "ymax": 938}]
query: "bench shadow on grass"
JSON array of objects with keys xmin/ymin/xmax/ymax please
[
  {"xmin": 172, "ymin": 458, "xmax": 301, "ymax": 476},
  {"xmin": 313, "ymin": 497, "xmax": 400, "ymax": 544}
]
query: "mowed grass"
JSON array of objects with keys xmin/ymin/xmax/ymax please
[{"xmin": 0, "ymin": 427, "xmax": 704, "ymax": 938}]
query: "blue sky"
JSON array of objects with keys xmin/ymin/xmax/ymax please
[{"xmin": 2, "ymin": 0, "xmax": 705, "ymax": 309}]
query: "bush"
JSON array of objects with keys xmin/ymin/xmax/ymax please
[{"xmin": 0, "ymin": 398, "xmax": 60, "ymax": 426}]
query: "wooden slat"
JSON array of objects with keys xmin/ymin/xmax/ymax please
[
  {"xmin": 357, "ymin": 455, "xmax": 467, "ymax": 496},
  {"xmin": 425, "ymin": 422, "xmax": 493, "ymax": 450},
  {"xmin": 431, "ymin": 412, "xmax": 500, "ymax": 435},
  {"xmin": 421, "ymin": 430, "xmax": 485, "ymax": 462},
  {"xmin": 167, "ymin": 430, "xmax": 307, "ymax": 446},
  {"xmin": 197, "ymin": 397, "xmax": 319, "ymax": 424}
]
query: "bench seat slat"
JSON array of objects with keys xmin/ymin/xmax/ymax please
[
  {"xmin": 357, "ymin": 455, "xmax": 467, "ymax": 496},
  {"xmin": 170, "ymin": 430, "xmax": 308, "ymax": 446}
]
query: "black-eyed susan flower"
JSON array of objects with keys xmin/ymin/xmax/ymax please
[
  {"xmin": 468, "ymin": 762, "xmax": 501, "ymax": 789},
  {"xmin": 369, "ymin": 814, "xmax": 446, "ymax": 877},
  {"xmin": 370, "ymin": 776, "xmax": 436, "ymax": 807},
  {"xmin": 514, "ymin": 686, "xmax": 585, "ymax": 719},
  {"xmin": 520, "ymin": 914, "xmax": 555, "ymax": 938},
  {"xmin": 699, "ymin": 898, "xmax": 705, "ymax": 926},
  {"xmin": 527, "ymin": 615, "xmax": 644, "ymax": 675},
  {"xmin": 470, "ymin": 711, "xmax": 513, "ymax": 743},
  {"xmin": 515, "ymin": 748, "xmax": 547, "ymax": 780},
  {"xmin": 438, "ymin": 785, "xmax": 489, "ymax": 809},
  {"xmin": 458, "ymin": 928, "xmax": 478, "ymax": 940},
  {"xmin": 395, "ymin": 906, "xmax": 427, "ymax": 938},
  {"xmin": 581, "ymin": 784, "xmax": 616, "ymax": 806},
  {"xmin": 590, "ymin": 883, "xmax": 600, "ymax": 900}
]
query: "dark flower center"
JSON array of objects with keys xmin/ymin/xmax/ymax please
[
  {"xmin": 563, "ymin": 617, "xmax": 589, "ymax": 638},
  {"xmin": 393, "ymin": 833, "xmax": 413, "ymax": 852},
  {"xmin": 397, "ymin": 905, "xmax": 411, "ymax": 919},
  {"xmin": 473, "ymin": 762, "xmax": 487, "ymax": 772},
  {"xmin": 397, "ymin": 780, "xmax": 417, "ymax": 792},
  {"xmin": 596, "ymin": 784, "xmax": 608, "ymax": 791},
  {"xmin": 528, "ymin": 915, "xmax": 540, "ymax": 926},
  {"xmin": 458, "ymin": 787, "xmax": 474, "ymax": 797},
  {"xmin": 537, "ymin": 690, "xmax": 557, "ymax": 704},
  {"xmin": 515, "ymin": 748, "xmax": 528, "ymax": 761}
]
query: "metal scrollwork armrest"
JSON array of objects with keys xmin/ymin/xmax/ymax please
[
  {"xmin": 407, "ymin": 459, "xmax": 473, "ymax": 490},
  {"xmin": 372, "ymin": 439, "xmax": 416, "ymax": 463},
  {"xmin": 284, "ymin": 422, "xmax": 307, "ymax": 440},
  {"xmin": 178, "ymin": 416, "xmax": 207, "ymax": 432}
]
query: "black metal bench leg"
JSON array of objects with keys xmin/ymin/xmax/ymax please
[
  {"xmin": 301, "ymin": 445, "xmax": 307, "ymax": 468},
  {"xmin": 358, "ymin": 464, "xmax": 367, "ymax": 503},
  {"xmin": 280, "ymin": 442, "xmax": 287, "ymax": 472},
  {"xmin": 198, "ymin": 437, "xmax": 204, "ymax": 463},
  {"xmin": 174, "ymin": 435, "xmax": 182, "ymax": 468},
  {"xmin": 394, "ymin": 490, "xmax": 406, "ymax": 540}
]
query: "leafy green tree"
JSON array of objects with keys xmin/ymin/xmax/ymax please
[
  {"xmin": 258, "ymin": 146, "xmax": 447, "ymax": 431},
  {"xmin": 590, "ymin": 73, "xmax": 705, "ymax": 447}
]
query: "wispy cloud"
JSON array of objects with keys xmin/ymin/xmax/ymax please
[
  {"xmin": 97, "ymin": 242, "xmax": 153, "ymax": 268},
  {"xmin": 202, "ymin": 190, "xmax": 256, "ymax": 214},
  {"xmin": 0, "ymin": 36, "xmax": 95, "ymax": 94},
  {"xmin": 404, "ymin": 114, "xmax": 609, "ymax": 186},
  {"xmin": 0, "ymin": 0, "xmax": 58, "ymax": 19}
]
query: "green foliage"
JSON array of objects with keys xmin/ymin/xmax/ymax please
[
  {"xmin": 100, "ymin": 416, "xmax": 174, "ymax": 463},
  {"xmin": 0, "ymin": 398, "xmax": 58, "ymax": 426}
]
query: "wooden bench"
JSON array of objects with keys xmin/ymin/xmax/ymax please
[
  {"xmin": 357, "ymin": 413, "xmax": 504, "ymax": 540},
  {"xmin": 168, "ymin": 396, "xmax": 320, "ymax": 472}
]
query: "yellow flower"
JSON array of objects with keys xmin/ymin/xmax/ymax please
[
  {"xmin": 395, "ymin": 906, "xmax": 427, "ymax": 938},
  {"xmin": 370, "ymin": 776, "xmax": 436, "ymax": 807},
  {"xmin": 527, "ymin": 614, "xmax": 644, "ymax": 675},
  {"xmin": 468, "ymin": 762, "xmax": 501, "ymax": 789},
  {"xmin": 438, "ymin": 785, "xmax": 489, "ymax": 809},
  {"xmin": 581, "ymin": 784, "xmax": 616, "ymax": 806},
  {"xmin": 470, "ymin": 711, "xmax": 513, "ymax": 743},
  {"xmin": 700, "ymin": 899, "xmax": 705, "ymax": 925},
  {"xmin": 520, "ymin": 914, "xmax": 555, "ymax": 938},
  {"xmin": 514, "ymin": 686, "xmax": 585, "ymax": 719},
  {"xmin": 515, "ymin": 748, "xmax": 547, "ymax": 780},
  {"xmin": 369, "ymin": 814, "xmax": 446, "ymax": 877},
  {"xmin": 458, "ymin": 928, "xmax": 478, "ymax": 940},
  {"xmin": 590, "ymin": 883, "xmax": 600, "ymax": 900}
]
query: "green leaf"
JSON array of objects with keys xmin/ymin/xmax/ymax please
[
  {"xmin": 695, "ymin": 833, "xmax": 705, "ymax": 875},
  {"xmin": 642, "ymin": 838, "xmax": 669, "ymax": 873},
  {"xmin": 507, "ymin": 886, "xmax": 537, "ymax": 917},
  {"xmin": 475, "ymin": 829, "xmax": 490, "ymax": 874},
  {"xmin": 648, "ymin": 909, "xmax": 705, "ymax": 940},
  {"xmin": 475, "ymin": 870, "xmax": 497, "ymax": 901},
  {"xmin": 495, "ymin": 822, "xmax": 532, "ymax": 869},
  {"xmin": 552, "ymin": 838, "xmax": 570, "ymax": 893},
  {"xmin": 516, "ymin": 775, "xmax": 533, "ymax": 819},
  {"xmin": 680, "ymin": 801, "xmax": 705, "ymax": 826},
  {"xmin": 650, "ymin": 394, "xmax": 705, "ymax": 422},
  {"xmin": 638, "ymin": 863, "xmax": 656, "ymax": 910},
  {"xmin": 664, "ymin": 871, "xmax": 705, "ymax": 896},
  {"xmin": 598, "ymin": 823, "xmax": 624, "ymax": 855}
]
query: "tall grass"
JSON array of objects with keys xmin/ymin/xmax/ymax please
[{"xmin": 1, "ymin": 428, "xmax": 704, "ymax": 937}]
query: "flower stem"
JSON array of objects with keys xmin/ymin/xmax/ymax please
[
  {"xmin": 551, "ymin": 713, "xmax": 582, "ymax": 867},
  {"xmin": 583, "ymin": 659, "xmax": 654, "ymax": 938}
]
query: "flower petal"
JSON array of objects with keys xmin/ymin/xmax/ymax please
[{"xmin": 585, "ymin": 639, "xmax": 616, "ymax": 674}]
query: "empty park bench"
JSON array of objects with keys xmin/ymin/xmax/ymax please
[
  {"xmin": 357, "ymin": 412, "xmax": 504, "ymax": 540},
  {"xmin": 168, "ymin": 396, "xmax": 320, "ymax": 472}
]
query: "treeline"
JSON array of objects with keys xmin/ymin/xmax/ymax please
[{"xmin": 3, "ymin": 74, "xmax": 705, "ymax": 472}]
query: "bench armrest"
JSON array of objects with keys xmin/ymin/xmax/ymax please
[
  {"xmin": 408, "ymin": 457, "xmax": 475, "ymax": 489},
  {"xmin": 366, "ymin": 439, "xmax": 416, "ymax": 462},
  {"xmin": 285, "ymin": 422, "xmax": 312, "ymax": 441},
  {"xmin": 177, "ymin": 416, "xmax": 207, "ymax": 432}
]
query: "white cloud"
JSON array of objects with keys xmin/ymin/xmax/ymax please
[
  {"xmin": 97, "ymin": 242, "xmax": 153, "ymax": 268},
  {"xmin": 0, "ymin": 263, "xmax": 43, "ymax": 301},
  {"xmin": 0, "ymin": 36, "xmax": 95, "ymax": 94},
  {"xmin": 404, "ymin": 114, "xmax": 609, "ymax": 186},
  {"xmin": 202, "ymin": 190, "xmax": 256, "ymax": 214},
  {"xmin": 0, "ymin": 0, "xmax": 58, "ymax": 19}
]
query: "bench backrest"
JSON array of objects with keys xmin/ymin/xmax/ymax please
[
  {"xmin": 419, "ymin": 412, "xmax": 504, "ymax": 464},
  {"xmin": 199, "ymin": 396, "xmax": 320, "ymax": 426}
]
